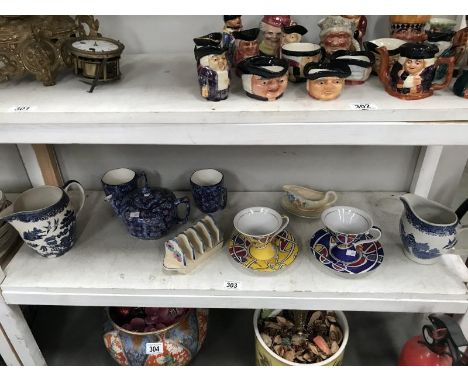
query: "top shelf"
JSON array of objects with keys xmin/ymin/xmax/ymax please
[{"xmin": 0, "ymin": 53, "xmax": 468, "ymax": 145}]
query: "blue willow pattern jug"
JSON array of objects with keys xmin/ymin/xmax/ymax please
[{"xmin": 0, "ymin": 180, "xmax": 85, "ymax": 258}]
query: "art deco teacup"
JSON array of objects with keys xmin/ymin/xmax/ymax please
[
  {"xmin": 233, "ymin": 207, "xmax": 289, "ymax": 261},
  {"xmin": 321, "ymin": 206, "xmax": 382, "ymax": 263}
]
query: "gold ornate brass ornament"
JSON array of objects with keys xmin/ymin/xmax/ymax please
[
  {"xmin": 65, "ymin": 36, "xmax": 124, "ymax": 92},
  {"xmin": 0, "ymin": 15, "xmax": 99, "ymax": 86}
]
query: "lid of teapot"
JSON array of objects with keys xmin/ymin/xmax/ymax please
[
  {"xmin": 124, "ymin": 185, "xmax": 175, "ymax": 212},
  {"xmin": 399, "ymin": 42, "xmax": 439, "ymax": 59}
]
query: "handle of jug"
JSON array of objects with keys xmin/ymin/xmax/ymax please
[{"xmin": 63, "ymin": 180, "xmax": 86, "ymax": 216}]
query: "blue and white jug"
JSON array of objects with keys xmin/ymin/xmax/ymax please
[
  {"xmin": 399, "ymin": 193, "xmax": 468, "ymax": 264},
  {"xmin": 0, "ymin": 181, "xmax": 85, "ymax": 258}
]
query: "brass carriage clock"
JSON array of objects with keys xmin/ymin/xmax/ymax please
[{"xmin": 66, "ymin": 36, "xmax": 125, "ymax": 92}]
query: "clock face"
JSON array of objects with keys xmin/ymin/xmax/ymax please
[{"xmin": 72, "ymin": 39, "xmax": 119, "ymax": 53}]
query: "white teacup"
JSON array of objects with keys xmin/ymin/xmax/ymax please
[
  {"xmin": 233, "ymin": 207, "xmax": 289, "ymax": 260},
  {"xmin": 321, "ymin": 206, "xmax": 382, "ymax": 263}
]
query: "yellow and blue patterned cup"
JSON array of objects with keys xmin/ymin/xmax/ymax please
[{"xmin": 253, "ymin": 309, "xmax": 349, "ymax": 366}]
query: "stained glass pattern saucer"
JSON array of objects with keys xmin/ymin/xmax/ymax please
[
  {"xmin": 310, "ymin": 229, "xmax": 384, "ymax": 277},
  {"xmin": 228, "ymin": 230, "xmax": 299, "ymax": 272}
]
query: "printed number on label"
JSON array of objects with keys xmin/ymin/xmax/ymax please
[
  {"xmin": 146, "ymin": 342, "xmax": 163, "ymax": 355},
  {"xmin": 349, "ymin": 103, "xmax": 378, "ymax": 111},
  {"xmin": 224, "ymin": 281, "xmax": 241, "ymax": 290},
  {"xmin": 9, "ymin": 106, "xmax": 34, "ymax": 112}
]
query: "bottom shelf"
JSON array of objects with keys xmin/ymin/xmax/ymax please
[{"xmin": 29, "ymin": 306, "xmax": 426, "ymax": 366}]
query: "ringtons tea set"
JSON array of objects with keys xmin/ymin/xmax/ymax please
[{"xmin": 192, "ymin": 15, "xmax": 467, "ymax": 101}]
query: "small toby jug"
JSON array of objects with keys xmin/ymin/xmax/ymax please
[
  {"xmin": 0, "ymin": 181, "xmax": 85, "ymax": 258},
  {"xmin": 399, "ymin": 193, "xmax": 468, "ymax": 264}
]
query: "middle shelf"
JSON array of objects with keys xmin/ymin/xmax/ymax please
[{"xmin": 2, "ymin": 191, "xmax": 468, "ymax": 312}]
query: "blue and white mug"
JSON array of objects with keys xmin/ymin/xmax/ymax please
[
  {"xmin": 101, "ymin": 168, "xmax": 139, "ymax": 215},
  {"xmin": 190, "ymin": 169, "xmax": 227, "ymax": 213}
]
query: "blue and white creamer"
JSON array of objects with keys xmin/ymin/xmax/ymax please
[{"xmin": 399, "ymin": 193, "xmax": 468, "ymax": 264}]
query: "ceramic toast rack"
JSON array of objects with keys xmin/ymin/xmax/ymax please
[{"xmin": 163, "ymin": 215, "xmax": 223, "ymax": 274}]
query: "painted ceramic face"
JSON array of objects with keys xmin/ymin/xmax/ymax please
[
  {"xmin": 208, "ymin": 54, "xmax": 228, "ymax": 71},
  {"xmin": 262, "ymin": 25, "xmax": 282, "ymax": 47},
  {"xmin": 301, "ymin": 56, "xmax": 320, "ymax": 67},
  {"xmin": 251, "ymin": 74, "xmax": 288, "ymax": 101},
  {"xmin": 403, "ymin": 58, "xmax": 425, "ymax": 75},
  {"xmin": 307, "ymin": 77, "xmax": 345, "ymax": 100},
  {"xmin": 238, "ymin": 40, "xmax": 259, "ymax": 58},
  {"xmin": 226, "ymin": 17, "xmax": 242, "ymax": 30},
  {"xmin": 322, "ymin": 32, "xmax": 352, "ymax": 54},
  {"xmin": 282, "ymin": 32, "xmax": 301, "ymax": 45}
]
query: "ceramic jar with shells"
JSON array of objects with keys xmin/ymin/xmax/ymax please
[{"xmin": 254, "ymin": 310, "xmax": 349, "ymax": 366}]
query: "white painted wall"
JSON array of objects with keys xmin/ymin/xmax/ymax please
[
  {"xmin": 0, "ymin": 145, "xmax": 30, "ymax": 192},
  {"xmin": 97, "ymin": 15, "xmax": 391, "ymax": 55},
  {"xmin": 55, "ymin": 145, "xmax": 419, "ymax": 192}
]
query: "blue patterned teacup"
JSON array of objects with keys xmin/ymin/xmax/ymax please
[
  {"xmin": 190, "ymin": 169, "xmax": 227, "ymax": 213},
  {"xmin": 321, "ymin": 206, "xmax": 382, "ymax": 263},
  {"xmin": 101, "ymin": 168, "xmax": 139, "ymax": 215}
]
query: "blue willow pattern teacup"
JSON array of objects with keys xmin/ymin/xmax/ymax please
[
  {"xmin": 190, "ymin": 169, "xmax": 227, "ymax": 213},
  {"xmin": 101, "ymin": 168, "xmax": 139, "ymax": 215}
]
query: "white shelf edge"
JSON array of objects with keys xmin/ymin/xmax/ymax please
[
  {"xmin": 2, "ymin": 289, "xmax": 468, "ymax": 314},
  {"xmin": 1, "ymin": 122, "xmax": 468, "ymax": 145}
]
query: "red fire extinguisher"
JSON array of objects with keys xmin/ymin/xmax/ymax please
[{"xmin": 399, "ymin": 314, "xmax": 468, "ymax": 366}]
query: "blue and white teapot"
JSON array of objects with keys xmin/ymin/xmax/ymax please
[
  {"xmin": 0, "ymin": 181, "xmax": 85, "ymax": 258},
  {"xmin": 118, "ymin": 173, "xmax": 190, "ymax": 240},
  {"xmin": 399, "ymin": 193, "xmax": 468, "ymax": 264}
]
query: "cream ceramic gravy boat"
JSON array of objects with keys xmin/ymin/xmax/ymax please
[{"xmin": 283, "ymin": 185, "xmax": 337, "ymax": 210}]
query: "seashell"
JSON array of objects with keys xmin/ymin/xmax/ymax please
[
  {"xmin": 265, "ymin": 321, "xmax": 282, "ymax": 330},
  {"xmin": 326, "ymin": 313, "xmax": 337, "ymax": 323},
  {"xmin": 291, "ymin": 334, "xmax": 304, "ymax": 346},
  {"xmin": 274, "ymin": 335, "xmax": 282, "ymax": 344},
  {"xmin": 307, "ymin": 343, "xmax": 320, "ymax": 355},
  {"xmin": 331, "ymin": 341, "xmax": 340, "ymax": 354},
  {"xmin": 307, "ymin": 311, "xmax": 322, "ymax": 327},
  {"xmin": 330, "ymin": 324, "xmax": 343, "ymax": 344},
  {"xmin": 284, "ymin": 348, "xmax": 296, "ymax": 362},
  {"xmin": 274, "ymin": 345, "xmax": 285, "ymax": 357},
  {"xmin": 277, "ymin": 316, "xmax": 295, "ymax": 328},
  {"xmin": 303, "ymin": 352, "xmax": 313, "ymax": 361},
  {"xmin": 319, "ymin": 352, "xmax": 328, "ymax": 360},
  {"xmin": 296, "ymin": 355, "xmax": 305, "ymax": 362},
  {"xmin": 261, "ymin": 333, "xmax": 272, "ymax": 347},
  {"xmin": 281, "ymin": 337, "xmax": 291, "ymax": 346},
  {"xmin": 313, "ymin": 335, "xmax": 331, "ymax": 355}
]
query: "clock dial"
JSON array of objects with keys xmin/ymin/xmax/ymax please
[{"xmin": 72, "ymin": 39, "xmax": 119, "ymax": 53}]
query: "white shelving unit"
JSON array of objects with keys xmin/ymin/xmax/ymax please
[{"xmin": 0, "ymin": 52, "xmax": 467, "ymax": 365}]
